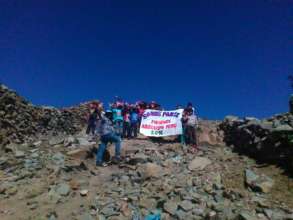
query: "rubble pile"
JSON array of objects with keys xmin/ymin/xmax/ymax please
[
  {"xmin": 0, "ymin": 84, "xmax": 88, "ymax": 146},
  {"xmin": 220, "ymin": 114, "xmax": 293, "ymax": 172}
]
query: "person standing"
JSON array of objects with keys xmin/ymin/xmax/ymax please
[
  {"xmin": 122, "ymin": 105, "xmax": 131, "ymax": 138},
  {"xmin": 111, "ymin": 103, "xmax": 124, "ymax": 137},
  {"xmin": 96, "ymin": 111, "xmax": 122, "ymax": 167},
  {"xmin": 185, "ymin": 108, "xmax": 199, "ymax": 153},
  {"xmin": 130, "ymin": 106, "xmax": 139, "ymax": 138},
  {"xmin": 86, "ymin": 104, "xmax": 99, "ymax": 135}
]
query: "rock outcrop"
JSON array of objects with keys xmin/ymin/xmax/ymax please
[
  {"xmin": 198, "ymin": 120, "xmax": 224, "ymax": 146},
  {"xmin": 220, "ymin": 114, "xmax": 293, "ymax": 173}
]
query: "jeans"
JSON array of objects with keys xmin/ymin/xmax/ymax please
[
  {"xmin": 185, "ymin": 125, "xmax": 197, "ymax": 145},
  {"xmin": 86, "ymin": 122, "xmax": 96, "ymax": 135},
  {"xmin": 130, "ymin": 122, "xmax": 138, "ymax": 137},
  {"xmin": 123, "ymin": 121, "xmax": 131, "ymax": 138},
  {"xmin": 96, "ymin": 133, "xmax": 121, "ymax": 164},
  {"xmin": 114, "ymin": 120, "xmax": 123, "ymax": 136}
]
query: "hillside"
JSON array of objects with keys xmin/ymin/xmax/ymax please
[{"xmin": 0, "ymin": 84, "xmax": 292, "ymax": 220}]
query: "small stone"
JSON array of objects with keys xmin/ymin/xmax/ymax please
[
  {"xmin": 80, "ymin": 189, "xmax": 89, "ymax": 196},
  {"xmin": 31, "ymin": 153, "xmax": 39, "ymax": 158},
  {"xmin": 0, "ymin": 157, "xmax": 8, "ymax": 166},
  {"xmin": 100, "ymin": 205, "xmax": 118, "ymax": 217},
  {"xmin": 15, "ymin": 150, "xmax": 25, "ymax": 158},
  {"xmin": 69, "ymin": 180, "xmax": 80, "ymax": 190},
  {"xmin": 188, "ymin": 157, "xmax": 212, "ymax": 171},
  {"xmin": 28, "ymin": 201, "xmax": 38, "ymax": 210},
  {"xmin": 239, "ymin": 211, "xmax": 257, "ymax": 220},
  {"xmin": 49, "ymin": 136, "xmax": 64, "ymax": 146},
  {"xmin": 263, "ymin": 209, "xmax": 273, "ymax": 219},
  {"xmin": 33, "ymin": 140, "xmax": 42, "ymax": 146},
  {"xmin": 139, "ymin": 197, "xmax": 157, "ymax": 209},
  {"xmin": 176, "ymin": 209, "xmax": 187, "ymax": 220},
  {"xmin": 179, "ymin": 200, "xmax": 193, "ymax": 212},
  {"xmin": 48, "ymin": 188, "xmax": 61, "ymax": 203},
  {"xmin": 77, "ymin": 137, "xmax": 92, "ymax": 146},
  {"xmin": 81, "ymin": 213, "xmax": 94, "ymax": 220},
  {"xmin": 164, "ymin": 200, "xmax": 178, "ymax": 216},
  {"xmin": 97, "ymin": 215, "xmax": 106, "ymax": 220},
  {"xmin": 66, "ymin": 149, "xmax": 87, "ymax": 159},
  {"xmin": 206, "ymin": 211, "xmax": 217, "ymax": 220},
  {"xmin": 7, "ymin": 187, "xmax": 18, "ymax": 196},
  {"xmin": 0, "ymin": 185, "xmax": 7, "ymax": 194},
  {"xmin": 139, "ymin": 163, "xmax": 163, "ymax": 179},
  {"xmin": 52, "ymin": 153, "xmax": 65, "ymax": 166},
  {"xmin": 56, "ymin": 183, "xmax": 70, "ymax": 196}
]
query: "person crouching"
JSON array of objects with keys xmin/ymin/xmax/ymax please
[{"xmin": 96, "ymin": 110, "xmax": 122, "ymax": 167}]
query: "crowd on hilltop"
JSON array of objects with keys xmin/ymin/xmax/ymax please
[
  {"xmin": 85, "ymin": 97, "xmax": 199, "ymax": 167},
  {"xmin": 86, "ymin": 98, "xmax": 162, "ymax": 138}
]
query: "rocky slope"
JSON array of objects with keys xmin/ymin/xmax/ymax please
[
  {"xmin": 220, "ymin": 114, "xmax": 293, "ymax": 173},
  {"xmin": 0, "ymin": 136, "xmax": 292, "ymax": 220},
  {"xmin": 0, "ymin": 84, "xmax": 292, "ymax": 220},
  {"xmin": 0, "ymin": 84, "xmax": 89, "ymax": 147}
]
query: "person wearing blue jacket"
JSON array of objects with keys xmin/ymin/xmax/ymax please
[{"xmin": 130, "ymin": 107, "xmax": 139, "ymax": 138}]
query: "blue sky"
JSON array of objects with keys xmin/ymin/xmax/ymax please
[{"xmin": 0, "ymin": 0, "xmax": 292, "ymax": 119}]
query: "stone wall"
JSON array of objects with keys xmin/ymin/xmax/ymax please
[
  {"xmin": 220, "ymin": 114, "xmax": 293, "ymax": 173},
  {"xmin": 0, "ymin": 84, "xmax": 89, "ymax": 146}
]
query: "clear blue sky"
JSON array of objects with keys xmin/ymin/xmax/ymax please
[{"xmin": 0, "ymin": 1, "xmax": 292, "ymax": 119}]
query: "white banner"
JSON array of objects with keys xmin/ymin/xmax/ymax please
[{"xmin": 140, "ymin": 109, "xmax": 184, "ymax": 137}]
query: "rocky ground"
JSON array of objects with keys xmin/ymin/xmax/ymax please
[
  {"xmin": 1, "ymin": 84, "xmax": 293, "ymax": 220},
  {"xmin": 0, "ymin": 133, "xmax": 292, "ymax": 220}
]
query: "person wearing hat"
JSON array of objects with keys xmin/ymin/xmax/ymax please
[
  {"xmin": 187, "ymin": 102, "xmax": 196, "ymax": 115},
  {"xmin": 183, "ymin": 107, "xmax": 199, "ymax": 153},
  {"xmin": 96, "ymin": 110, "xmax": 122, "ymax": 167}
]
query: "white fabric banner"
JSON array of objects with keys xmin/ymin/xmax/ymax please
[{"xmin": 140, "ymin": 109, "xmax": 184, "ymax": 137}]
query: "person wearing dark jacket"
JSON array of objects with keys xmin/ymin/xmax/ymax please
[{"xmin": 86, "ymin": 108, "xmax": 99, "ymax": 135}]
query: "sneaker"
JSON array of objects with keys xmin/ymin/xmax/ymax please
[
  {"xmin": 96, "ymin": 162, "xmax": 108, "ymax": 167},
  {"xmin": 112, "ymin": 157, "xmax": 121, "ymax": 164}
]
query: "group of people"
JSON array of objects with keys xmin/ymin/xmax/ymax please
[
  {"xmin": 86, "ymin": 99, "xmax": 162, "ymax": 139},
  {"xmin": 85, "ymin": 98, "xmax": 199, "ymax": 167}
]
